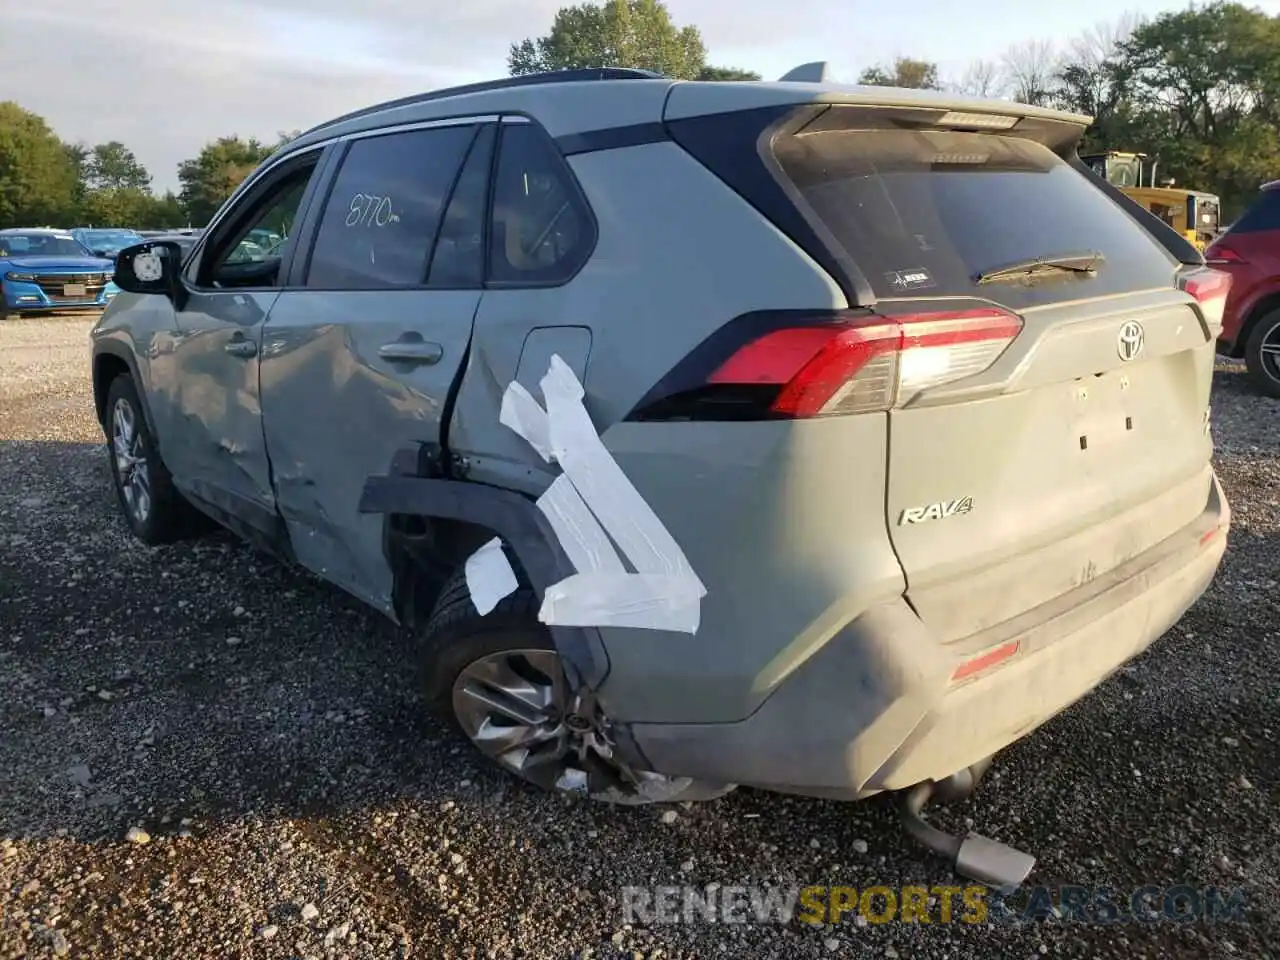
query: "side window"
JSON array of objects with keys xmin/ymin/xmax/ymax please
[
  {"xmin": 306, "ymin": 125, "xmax": 476, "ymax": 290},
  {"xmin": 197, "ymin": 159, "xmax": 317, "ymax": 289},
  {"xmin": 427, "ymin": 124, "xmax": 495, "ymax": 288},
  {"xmin": 1232, "ymin": 191, "xmax": 1280, "ymax": 234},
  {"xmin": 488, "ymin": 123, "xmax": 594, "ymax": 285}
]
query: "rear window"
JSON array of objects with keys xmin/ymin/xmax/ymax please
[
  {"xmin": 772, "ymin": 129, "xmax": 1177, "ymax": 309},
  {"xmin": 1228, "ymin": 189, "xmax": 1280, "ymax": 234}
]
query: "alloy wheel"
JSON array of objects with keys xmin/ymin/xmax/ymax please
[
  {"xmin": 452, "ymin": 648, "xmax": 693, "ymax": 802},
  {"xmin": 1259, "ymin": 323, "xmax": 1280, "ymax": 384},
  {"xmin": 112, "ymin": 398, "xmax": 151, "ymax": 524}
]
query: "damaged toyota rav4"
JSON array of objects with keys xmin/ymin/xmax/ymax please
[{"xmin": 92, "ymin": 65, "xmax": 1229, "ymax": 885}]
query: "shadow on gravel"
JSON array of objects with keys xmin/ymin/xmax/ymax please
[{"xmin": 0, "ymin": 439, "xmax": 473, "ymax": 843}]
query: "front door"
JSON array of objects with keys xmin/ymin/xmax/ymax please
[
  {"xmin": 260, "ymin": 121, "xmax": 494, "ymax": 610},
  {"xmin": 168, "ymin": 150, "xmax": 326, "ymax": 545}
]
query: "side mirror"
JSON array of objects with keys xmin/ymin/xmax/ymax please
[{"xmin": 114, "ymin": 241, "xmax": 183, "ymax": 299}]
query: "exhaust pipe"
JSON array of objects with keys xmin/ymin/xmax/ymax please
[{"xmin": 897, "ymin": 763, "xmax": 1035, "ymax": 892}]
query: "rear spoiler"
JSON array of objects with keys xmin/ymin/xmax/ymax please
[{"xmin": 1070, "ymin": 156, "xmax": 1204, "ymax": 266}]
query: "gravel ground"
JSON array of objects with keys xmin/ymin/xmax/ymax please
[{"xmin": 1, "ymin": 315, "xmax": 1276, "ymax": 959}]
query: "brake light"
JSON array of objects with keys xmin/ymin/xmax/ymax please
[
  {"xmin": 708, "ymin": 307, "xmax": 1022, "ymax": 418},
  {"xmin": 1205, "ymin": 245, "xmax": 1246, "ymax": 265},
  {"xmin": 1179, "ymin": 267, "xmax": 1232, "ymax": 328}
]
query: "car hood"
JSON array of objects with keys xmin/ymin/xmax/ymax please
[{"xmin": 4, "ymin": 256, "xmax": 114, "ymax": 271}]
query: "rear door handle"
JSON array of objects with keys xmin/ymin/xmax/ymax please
[
  {"xmin": 378, "ymin": 340, "xmax": 443, "ymax": 365},
  {"xmin": 224, "ymin": 338, "xmax": 257, "ymax": 358}
]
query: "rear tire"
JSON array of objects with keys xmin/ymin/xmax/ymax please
[
  {"xmin": 1244, "ymin": 309, "xmax": 1280, "ymax": 398},
  {"xmin": 420, "ymin": 564, "xmax": 734, "ymax": 805},
  {"xmin": 105, "ymin": 374, "xmax": 205, "ymax": 544}
]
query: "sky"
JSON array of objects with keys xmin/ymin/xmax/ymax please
[{"xmin": 3, "ymin": 0, "xmax": 1279, "ymax": 193}]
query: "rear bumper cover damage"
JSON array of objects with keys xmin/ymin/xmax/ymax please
[{"xmin": 627, "ymin": 472, "xmax": 1230, "ymax": 799}]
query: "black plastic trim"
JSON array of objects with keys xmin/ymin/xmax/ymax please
[
  {"xmin": 556, "ymin": 122, "xmax": 669, "ymax": 156},
  {"xmin": 91, "ymin": 339, "xmax": 155, "ymax": 433},
  {"xmin": 359, "ymin": 453, "xmax": 610, "ymax": 690},
  {"xmin": 665, "ymin": 105, "xmax": 874, "ymax": 306}
]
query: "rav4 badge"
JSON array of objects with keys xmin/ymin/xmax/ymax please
[{"xmin": 898, "ymin": 497, "xmax": 974, "ymax": 525}]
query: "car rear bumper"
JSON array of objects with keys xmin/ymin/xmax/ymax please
[{"xmin": 626, "ymin": 470, "xmax": 1230, "ymax": 799}]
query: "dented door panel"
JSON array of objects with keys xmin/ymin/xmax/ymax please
[
  {"xmin": 168, "ymin": 289, "xmax": 280, "ymax": 531},
  {"xmin": 260, "ymin": 290, "xmax": 481, "ymax": 611}
]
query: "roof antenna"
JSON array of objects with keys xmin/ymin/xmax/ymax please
[{"xmin": 778, "ymin": 61, "xmax": 830, "ymax": 83}]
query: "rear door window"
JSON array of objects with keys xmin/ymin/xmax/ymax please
[
  {"xmin": 1229, "ymin": 190, "xmax": 1280, "ymax": 234},
  {"xmin": 772, "ymin": 128, "xmax": 1178, "ymax": 309},
  {"xmin": 487, "ymin": 122, "xmax": 594, "ymax": 286},
  {"xmin": 306, "ymin": 124, "xmax": 477, "ymax": 289}
]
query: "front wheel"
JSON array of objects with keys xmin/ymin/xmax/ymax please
[
  {"xmin": 1244, "ymin": 309, "xmax": 1280, "ymax": 398},
  {"xmin": 420, "ymin": 566, "xmax": 734, "ymax": 805},
  {"xmin": 105, "ymin": 375, "xmax": 205, "ymax": 544}
]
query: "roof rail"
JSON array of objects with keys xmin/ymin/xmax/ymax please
[
  {"xmin": 301, "ymin": 68, "xmax": 667, "ymax": 140},
  {"xmin": 778, "ymin": 61, "xmax": 831, "ymax": 83}
]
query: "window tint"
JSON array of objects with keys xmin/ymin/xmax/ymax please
[
  {"xmin": 772, "ymin": 129, "xmax": 1177, "ymax": 309},
  {"xmin": 307, "ymin": 125, "xmax": 476, "ymax": 289},
  {"xmin": 1229, "ymin": 190, "xmax": 1280, "ymax": 234},
  {"xmin": 427, "ymin": 124, "xmax": 495, "ymax": 287},
  {"xmin": 488, "ymin": 123, "xmax": 593, "ymax": 285}
]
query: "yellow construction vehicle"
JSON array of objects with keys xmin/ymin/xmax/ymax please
[{"xmin": 1080, "ymin": 151, "xmax": 1221, "ymax": 251}]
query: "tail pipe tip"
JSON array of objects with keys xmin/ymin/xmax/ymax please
[{"xmin": 898, "ymin": 774, "xmax": 1035, "ymax": 893}]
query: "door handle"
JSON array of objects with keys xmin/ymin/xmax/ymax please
[
  {"xmin": 224, "ymin": 338, "xmax": 257, "ymax": 358},
  {"xmin": 378, "ymin": 340, "xmax": 443, "ymax": 365}
]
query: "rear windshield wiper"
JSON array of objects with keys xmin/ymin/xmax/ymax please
[{"xmin": 976, "ymin": 251, "xmax": 1104, "ymax": 285}]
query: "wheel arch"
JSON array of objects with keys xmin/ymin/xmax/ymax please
[
  {"xmin": 1234, "ymin": 290, "xmax": 1280, "ymax": 358},
  {"xmin": 92, "ymin": 341, "xmax": 159, "ymax": 439},
  {"xmin": 359, "ymin": 444, "xmax": 611, "ymax": 692}
]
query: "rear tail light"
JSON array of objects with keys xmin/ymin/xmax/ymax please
[
  {"xmin": 1204, "ymin": 245, "xmax": 1246, "ymax": 265},
  {"xmin": 629, "ymin": 305, "xmax": 1023, "ymax": 421},
  {"xmin": 1179, "ymin": 267, "xmax": 1232, "ymax": 328}
]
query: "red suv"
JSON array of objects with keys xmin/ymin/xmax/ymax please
[{"xmin": 1205, "ymin": 180, "xmax": 1280, "ymax": 396}]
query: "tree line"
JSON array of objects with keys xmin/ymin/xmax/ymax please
[
  {"xmin": 1, "ymin": 0, "xmax": 1274, "ymax": 231},
  {"xmin": 516, "ymin": 0, "xmax": 1279, "ymax": 218},
  {"xmin": 0, "ymin": 102, "xmax": 296, "ymax": 231}
]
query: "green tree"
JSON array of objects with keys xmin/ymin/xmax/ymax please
[
  {"xmin": 858, "ymin": 57, "xmax": 941, "ymax": 90},
  {"xmin": 177, "ymin": 136, "xmax": 274, "ymax": 226},
  {"xmin": 80, "ymin": 187, "xmax": 156, "ymax": 228},
  {"xmin": 1107, "ymin": 2, "xmax": 1280, "ymax": 214},
  {"xmin": 697, "ymin": 65, "xmax": 762, "ymax": 81},
  {"xmin": 0, "ymin": 102, "xmax": 79, "ymax": 227},
  {"xmin": 509, "ymin": 0, "xmax": 707, "ymax": 79},
  {"xmin": 138, "ymin": 191, "xmax": 189, "ymax": 230},
  {"xmin": 85, "ymin": 141, "xmax": 151, "ymax": 192}
]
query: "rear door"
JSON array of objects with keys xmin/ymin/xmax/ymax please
[
  {"xmin": 260, "ymin": 119, "xmax": 494, "ymax": 612},
  {"xmin": 768, "ymin": 121, "xmax": 1219, "ymax": 639}
]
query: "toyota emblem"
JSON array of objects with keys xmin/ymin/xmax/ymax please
[{"xmin": 1117, "ymin": 320, "xmax": 1145, "ymax": 362}]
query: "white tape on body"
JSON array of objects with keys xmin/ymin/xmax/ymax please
[
  {"xmin": 464, "ymin": 537, "xmax": 518, "ymax": 616},
  {"xmin": 498, "ymin": 381, "xmax": 553, "ymax": 463},
  {"xmin": 463, "ymin": 354, "xmax": 705, "ymax": 633},
  {"xmin": 539, "ymin": 357, "xmax": 705, "ymax": 592}
]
